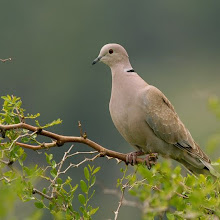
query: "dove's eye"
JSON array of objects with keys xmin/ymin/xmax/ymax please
[{"xmin": 109, "ymin": 49, "xmax": 113, "ymax": 54}]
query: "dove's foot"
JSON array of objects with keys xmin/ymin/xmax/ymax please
[
  {"xmin": 126, "ymin": 150, "xmax": 145, "ymax": 165},
  {"xmin": 144, "ymin": 153, "xmax": 158, "ymax": 170},
  {"xmin": 126, "ymin": 151, "xmax": 159, "ymax": 168}
]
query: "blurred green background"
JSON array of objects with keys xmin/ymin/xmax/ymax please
[{"xmin": 1, "ymin": 1, "xmax": 220, "ymax": 219}]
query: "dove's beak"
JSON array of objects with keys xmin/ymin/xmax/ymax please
[{"xmin": 92, "ymin": 56, "xmax": 102, "ymax": 65}]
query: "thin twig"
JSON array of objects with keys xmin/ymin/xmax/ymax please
[
  {"xmin": 59, "ymin": 154, "xmax": 100, "ymax": 175},
  {"xmin": 114, "ymin": 184, "xmax": 126, "ymax": 220},
  {"xmin": 0, "ymin": 159, "xmax": 11, "ymax": 165},
  {"xmin": 33, "ymin": 188, "xmax": 53, "ymax": 200},
  {"xmin": 0, "ymin": 58, "xmax": 12, "ymax": 63},
  {"xmin": 8, "ymin": 130, "xmax": 38, "ymax": 151},
  {"xmin": 104, "ymin": 188, "xmax": 142, "ymax": 210},
  {"xmin": 66, "ymin": 150, "xmax": 98, "ymax": 159},
  {"xmin": 50, "ymin": 145, "xmax": 74, "ymax": 196}
]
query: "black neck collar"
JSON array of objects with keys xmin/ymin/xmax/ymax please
[{"xmin": 127, "ymin": 69, "xmax": 135, "ymax": 72}]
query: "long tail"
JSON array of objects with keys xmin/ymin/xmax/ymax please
[
  {"xmin": 179, "ymin": 159, "xmax": 220, "ymax": 178},
  {"xmin": 201, "ymin": 160, "xmax": 220, "ymax": 178}
]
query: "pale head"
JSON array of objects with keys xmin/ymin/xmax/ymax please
[{"xmin": 92, "ymin": 43, "xmax": 131, "ymax": 68}]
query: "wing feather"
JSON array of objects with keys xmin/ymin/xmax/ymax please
[{"xmin": 144, "ymin": 86, "xmax": 210, "ymax": 163}]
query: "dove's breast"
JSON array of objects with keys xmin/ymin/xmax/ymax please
[{"xmin": 109, "ymin": 74, "xmax": 174, "ymax": 156}]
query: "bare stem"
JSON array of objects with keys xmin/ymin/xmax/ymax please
[{"xmin": 0, "ymin": 122, "xmax": 147, "ymax": 164}]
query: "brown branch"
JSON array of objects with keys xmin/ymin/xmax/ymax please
[{"xmin": 0, "ymin": 122, "xmax": 146, "ymax": 165}]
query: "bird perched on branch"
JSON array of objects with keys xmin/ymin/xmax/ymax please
[{"xmin": 92, "ymin": 43, "xmax": 219, "ymax": 178}]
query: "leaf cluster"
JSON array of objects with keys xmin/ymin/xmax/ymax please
[
  {"xmin": 0, "ymin": 95, "xmax": 100, "ymax": 219},
  {"xmin": 123, "ymin": 162, "xmax": 220, "ymax": 219}
]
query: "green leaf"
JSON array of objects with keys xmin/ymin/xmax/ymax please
[
  {"xmin": 71, "ymin": 184, "xmax": 78, "ymax": 194},
  {"xmin": 50, "ymin": 168, "xmax": 57, "ymax": 178},
  {"xmin": 41, "ymin": 119, "xmax": 62, "ymax": 129},
  {"xmin": 23, "ymin": 166, "xmax": 33, "ymax": 176},
  {"xmin": 25, "ymin": 113, "xmax": 40, "ymax": 119},
  {"xmin": 84, "ymin": 167, "xmax": 90, "ymax": 181},
  {"xmin": 80, "ymin": 180, "xmax": 88, "ymax": 193},
  {"xmin": 90, "ymin": 207, "xmax": 99, "ymax": 215},
  {"xmin": 166, "ymin": 212, "xmax": 175, "ymax": 220},
  {"xmin": 45, "ymin": 153, "xmax": 53, "ymax": 165},
  {"xmin": 18, "ymin": 159, "xmax": 23, "ymax": 166},
  {"xmin": 78, "ymin": 194, "xmax": 86, "ymax": 205},
  {"xmin": 80, "ymin": 206, "xmax": 86, "ymax": 215},
  {"xmin": 35, "ymin": 120, "xmax": 41, "ymax": 127},
  {"xmin": 92, "ymin": 166, "xmax": 100, "ymax": 175},
  {"xmin": 91, "ymin": 175, "xmax": 96, "ymax": 187},
  {"xmin": 49, "ymin": 202, "xmax": 55, "ymax": 211},
  {"xmin": 51, "ymin": 160, "xmax": 56, "ymax": 169},
  {"xmin": 34, "ymin": 201, "xmax": 44, "ymax": 209},
  {"xmin": 88, "ymin": 164, "xmax": 94, "ymax": 172},
  {"xmin": 57, "ymin": 178, "xmax": 62, "ymax": 184}
]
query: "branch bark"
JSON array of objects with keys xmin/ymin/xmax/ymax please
[{"xmin": 0, "ymin": 122, "xmax": 146, "ymax": 165}]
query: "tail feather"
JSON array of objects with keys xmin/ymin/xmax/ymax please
[
  {"xmin": 201, "ymin": 160, "xmax": 220, "ymax": 178},
  {"xmin": 179, "ymin": 159, "xmax": 220, "ymax": 178}
]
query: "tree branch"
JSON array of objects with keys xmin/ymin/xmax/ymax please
[{"xmin": 0, "ymin": 122, "xmax": 146, "ymax": 165}]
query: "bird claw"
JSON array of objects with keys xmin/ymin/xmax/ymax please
[
  {"xmin": 126, "ymin": 150, "xmax": 144, "ymax": 166},
  {"xmin": 126, "ymin": 151, "xmax": 158, "ymax": 169},
  {"xmin": 145, "ymin": 153, "xmax": 158, "ymax": 170}
]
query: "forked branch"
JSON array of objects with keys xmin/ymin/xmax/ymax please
[{"xmin": 0, "ymin": 122, "xmax": 145, "ymax": 165}]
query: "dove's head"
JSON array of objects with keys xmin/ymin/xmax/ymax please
[{"xmin": 92, "ymin": 43, "xmax": 130, "ymax": 68}]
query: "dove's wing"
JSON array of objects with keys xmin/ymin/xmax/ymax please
[{"xmin": 144, "ymin": 86, "xmax": 210, "ymax": 163}]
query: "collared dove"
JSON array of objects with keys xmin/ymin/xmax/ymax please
[{"xmin": 92, "ymin": 43, "xmax": 219, "ymax": 177}]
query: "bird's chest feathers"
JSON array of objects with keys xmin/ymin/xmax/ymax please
[{"xmin": 109, "ymin": 86, "xmax": 145, "ymax": 145}]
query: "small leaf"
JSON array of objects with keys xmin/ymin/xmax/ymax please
[
  {"xmin": 166, "ymin": 213, "xmax": 175, "ymax": 220},
  {"xmin": 51, "ymin": 160, "xmax": 56, "ymax": 169},
  {"xmin": 26, "ymin": 113, "xmax": 40, "ymax": 119},
  {"xmin": 42, "ymin": 118, "xmax": 62, "ymax": 129},
  {"xmin": 71, "ymin": 184, "xmax": 78, "ymax": 194},
  {"xmin": 80, "ymin": 180, "xmax": 88, "ymax": 193},
  {"xmin": 35, "ymin": 201, "xmax": 44, "ymax": 209},
  {"xmin": 35, "ymin": 120, "xmax": 41, "ymax": 127},
  {"xmin": 92, "ymin": 167, "xmax": 100, "ymax": 175},
  {"xmin": 80, "ymin": 206, "xmax": 85, "ymax": 214},
  {"xmin": 78, "ymin": 194, "xmax": 86, "ymax": 205},
  {"xmin": 84, "ymin": 167, "xmax": 90, "ymax": 181},
  {"xmin": 50, "ymin": 168, "xmax": 57, "ymax": 178},
  {"xmin": 18, "ymin": 159, "xmax": 23, "ymax": 166},
  {"xmin": 90, "ymin": 207, "xmax": 99, "ymax": 215},
  {"xmin": 49, "ymin": 202, "xmax": 55, "ymax": 211},
  {"xmin": 91, "ymin": 176, "xmax": 96, "ymax": 187},
  {"xmin": 57, "ymin": 178, "xmax": 62, "ymax": 184},
  {"xmin": 45, "ymin": 153, "xmax": 53, "ymax": 165},
  {"xmin": 88, "ymin": 164, "xmax": 94, "ymax": 172}
]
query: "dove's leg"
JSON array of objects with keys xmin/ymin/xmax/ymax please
[
  {"xmin": 126, "ymin": 150, "xmax": 145, "ymax": 165},
  {"xmin": 145, "ymin": 153, "xmax": 158, "ymax": 170},
  {"xmin": 126, "ymin": 151, "xmax": 158, "ymax": 168}
]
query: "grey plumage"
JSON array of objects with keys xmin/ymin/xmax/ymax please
[{"xmin": 93, "ymin": 43, "xmax": 219, "ymax": 178}]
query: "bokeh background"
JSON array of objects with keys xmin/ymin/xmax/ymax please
[{"xmin": 1, "ymin": 1, "xmax": 220, "ymax": 219}]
